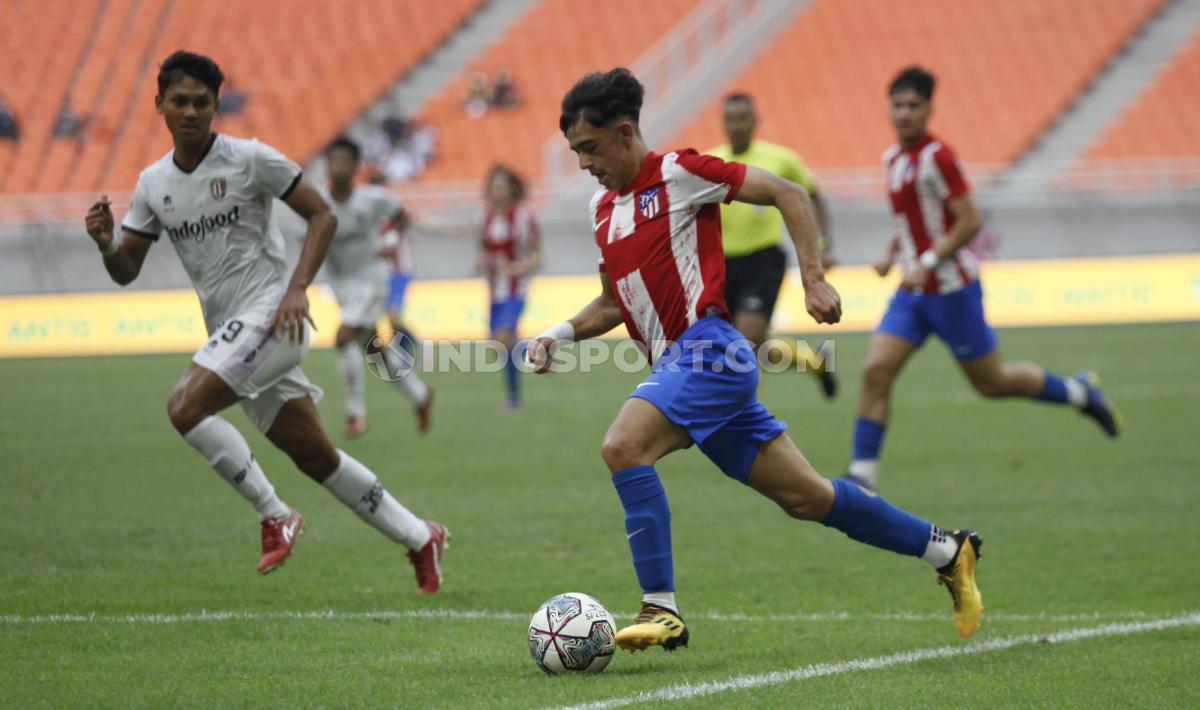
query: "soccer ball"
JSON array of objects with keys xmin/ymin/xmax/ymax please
[{"xmin": 527, "ymin": 592, "xmax": 617, "ymax": 674}]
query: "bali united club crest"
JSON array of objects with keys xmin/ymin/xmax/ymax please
[
  {"xmin": 209, "ymin": 177, "xmax": 227, "ymax": 201},
  {"xmin": 637, "ymin": 187, "xmax": 662, "ymax": 219}
]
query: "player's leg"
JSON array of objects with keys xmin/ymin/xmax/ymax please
[
  {"xmin": 169, "ymin": 362, "xmax": 292, "ymax": 520},
  {"xmin": 849, "ymin": 332, "xmax": 920, "ymax": 489},
  {"xmin": 262, "ymin": 393, "xmax": 448, "ymax": 593},
  {"xmin": 939, "ymin": 284, "xmax": 1121, "ymax": 436},
  {"xmin": 335, "ymin": 323, "xmax": 369, "ymax": 437},
  {"xmin": 746, "ymin": 432, "xmax": 983, "ymax": 637},
  {"xmin": 369, "ymin": 330, "xmax": 435, "ymax": 434},
  {"xmin": 601, "ymin": 396, "xmax": 693, "ymax": 650},
  {"xmin": 492, "ymin": 297, "xmax": 524, "ymax": 410}
]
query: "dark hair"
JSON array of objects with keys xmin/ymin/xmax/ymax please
[
  {"xmin": 486, "ymin": 164, "xmax": 526, "ymax": 202},
  {"xmin": 559, "ymin": 68, "xmax": 644, "ymax": 134},
  {"xmin": 327, "ymin": 136, "xmax": 361, "ymax": 162},
  {"xmin": 889, "ymin": 65, "xmax": 935, "ymax": 101},
  {"xmin": 157, "ymin": 51, "xmax": 224, "ymax": 98},
  {"xmin": 724, "ymin": 93, "xmax": 754, "ymax": 108}
]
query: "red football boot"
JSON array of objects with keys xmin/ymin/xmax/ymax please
[
  {"xmin": 407, "ymin": 520, "xmax": 449, "ymax": 594},
  {"xmin": 258, "ymin": 508, "xmax": 303, "ymax": 574}
]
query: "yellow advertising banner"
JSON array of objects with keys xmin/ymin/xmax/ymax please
[{"xmin": 1, "ymin": 253, "xmax": 1197, "ymax": 358}]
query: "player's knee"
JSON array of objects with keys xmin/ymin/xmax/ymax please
[
  {"xmin": 166, "ymin": 388, "xmax": 204, "ymax": 435},
  {"xmin": 335, "ymin": 326, "xmax": 359, "ymax": 348},
  {"xmin": 600, "ymin": 434, "xmax": 649, "ymax": 472},
  {"xmin": 860, "ymin": 358, "xmax": 894, "ymax": 395}
]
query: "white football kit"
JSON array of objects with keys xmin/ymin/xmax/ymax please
[
  {"xmin": 122, "ymin": 133, "xmax": 322, "ymax": 432},
  {"xmin": 319, "ymin": 184, "xmax": 402, "ymax": 328}
]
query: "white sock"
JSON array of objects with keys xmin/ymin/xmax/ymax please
[
  {"xmin": 1064, "ymin": 377, "xmax": 1088, "ymax": 408},
  {"xmin": 381, "ymin": 346, "xmax": 430, "ymax": 407},
  {"xmin": 847, "ymin": 460, "xmax": 879, "ymax": 488},
  {"xmin": 183, "ymin": 416, "xmax": 290, "ymax": 521},
  {"xmin": 921, "ymin": 525, "xmax": 959, "ymax": 570},
  {"xmin": 322, "ymin": 449, "xmax": 431, "ymax": 550},
  {"xmin": 642, "ymin": 592, "xmax": 678, "ymax": 614},
  {"xmin": 337, "ymin": 342, "xmax": 366, "ymax": 419}
]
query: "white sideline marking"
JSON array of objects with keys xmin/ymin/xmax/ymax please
[
  {"xmin": 0, "ymin": 608, "xmax": 1175, "ymax": 626},
  {"xmin": 557, "ymin": 612, "xmax": 1200, "ymax": 710}
]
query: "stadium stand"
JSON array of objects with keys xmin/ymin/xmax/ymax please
[
  {"xmin": 0, "ymin": 0, "xmax": 484, "ymax": 194},
  {"xmin": 414, "ymin": 0, "xmax": 704, "ymax": 183},
  {"xmin": 668, "ymin": 0, "xmax": 1166, "ymax": 171},
  {"xmin": 1083, "ymin": 28, "xmax": 1200, "ymax": 163}
]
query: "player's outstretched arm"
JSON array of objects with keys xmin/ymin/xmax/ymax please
[
  {"xmin": 527, "ymin": 272, "xmax": 623, "ymax": 374},
  {"xmin": 735, "ymin": 167, "xmax": 841, "ymax": 325},
  {"xmin": 272, "ymin": 181, "xmax": 337, "ymax": 343},
  {"xmin": 84, "ymin": 196, "xmax": 152, "ymax": 285}
]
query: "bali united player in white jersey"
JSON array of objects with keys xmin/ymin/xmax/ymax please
[
  {"xmin": 82, "ymin": 51, "xmax": 447, "ymax": 593},
  {"xmin": 846, "ymin": 66, "xmax": 1122, "ymax": 492},
  {"xmin": 321, "ymin": 137, "xmax": 433, "ymax": 438},
  {"xmin": 528, "ymin": 68, "xmax": 986, "ymax": 652}
]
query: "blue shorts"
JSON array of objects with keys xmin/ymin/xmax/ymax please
[
  {"xmin": 386, "ymin": 272, "xmax": 412, "ymax": 312},
  {"xmin": 629, "ymin": 317, "xmax": 787, "ymax": 484},
  {"xmin": 490, "ymin": 297, "xmax": 525, "ymax": 333},
  {"xmin": 876, "ymin": 280, "xmax": 997, "ymax": 361}
]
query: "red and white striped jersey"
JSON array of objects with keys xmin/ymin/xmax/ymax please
[
  {"xmin": 884, "ymin": 134, "xmax": 979, "ymax": 294},
  {"xmin": 482, "ymin": 203, "xmax": 540, "ymax": 301},
  {"xmin": 591, "ymin": 150, "xmax": 746, "ymax": 361}
]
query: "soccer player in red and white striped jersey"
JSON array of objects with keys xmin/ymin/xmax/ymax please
[
  {"xmin": 528, "ymin": 69, "xmax": 986, "ymax": 651},
  {"xmin": 848, "ymin": 66, "xmax": 1122, "ymax": 491}
]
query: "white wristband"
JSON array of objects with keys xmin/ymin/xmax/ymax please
[
  {"xmin": 919, "ymin": 250, "xmax": 939, "ymax": 270},
  {"xmin": 536, "ymin": 321, "xmax": 575, "ymax": 344},
  {"xmin": 101, "ymin": 232, "xmax": 122, "ymax": 257}
]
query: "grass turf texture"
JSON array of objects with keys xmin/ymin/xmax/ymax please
[{"xmin": 2, "ymin": 323, "xmax": 1197, "ymax": 708}]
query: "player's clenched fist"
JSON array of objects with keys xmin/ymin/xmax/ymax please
[
  {"xmin": 525, "ymin": 336, "xmax": 556, "ymax": 374},
  {"xmin": 85, "ymin": 195, "xmax": 115, "ymax": 250},
  {"xmin": 805, "ymin": 280, "xmax": 842, "ymax": 325}
]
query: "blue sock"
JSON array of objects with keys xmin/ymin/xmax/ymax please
[
  {"xmin": 823, "ymin": 478, "xmax": 931, "ymax": 558},
  {"xmin": 852, "ymin": 417, "xmax": 885, "ymax": 461},
  {"xmin": 612, "ymin": 465, "xmax": 673, "ymax": 593},
  {"xmin": 504, "ymin": 355, "xmax": 519, "ymax": 403},
  {"xmin": 1036, "ymin": 370, "xmax": 1069, "ymax": 404}
]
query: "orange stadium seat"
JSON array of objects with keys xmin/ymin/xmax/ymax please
[
  {"xmin": 1084, "ymin": 29, "xmax": 1200, "ymax": 162},
  {"xmin": 669, "ymin": 0, "xmax": 1166, "ymax": 171},
  {"xmin": 1, "ymin": 0, "xmax": 484, "ymax": 194},
  {"xmin": 414, "ymin": 0, "xmax": 704, "ymax": 184}
]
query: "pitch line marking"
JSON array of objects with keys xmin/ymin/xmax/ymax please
[
  {"xmin": 555, "ymin": 612, "xmax": 1200, "ymax": 710},
  {"xmin": 0, "ymin": 608, "xmax": 1181, "ymax": 626}
]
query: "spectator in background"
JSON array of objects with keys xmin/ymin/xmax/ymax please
[
  {"xmin": 464, "ymin": 72, "xmax": 492, "ymax": 118},
  {"xmin": 0, "ymin": 96, "xmax": 18, "ymax": 140},
  {"xmin": 53, "ymin": 101, "xmax": 87, "ymax": 139},
  {"xmin": 490, "ymin": 67, "xmax": 519, "ymax": 108}
]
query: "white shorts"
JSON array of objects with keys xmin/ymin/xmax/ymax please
[
  {"xmin": 331, "ymin": 272, "xmax": 388, "ymax": 329},
  {"xmin": 193, "ymin": 308, "xmax": 324, "ymax": 433}
]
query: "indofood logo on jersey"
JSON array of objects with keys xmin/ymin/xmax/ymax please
[
  {"xmin": 165, "ymin": 205, "xmax": 240, "ymax": 243},
  {"xmin": 638, "ymin": 187, "xmax": 662, "ymax": 219}
]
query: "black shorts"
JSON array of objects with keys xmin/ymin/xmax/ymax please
[{"xmin": 724, "ymin": 246, "xmax": 786, "ymax": 318}]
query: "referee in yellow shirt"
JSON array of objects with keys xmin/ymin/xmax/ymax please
[{"xmin": 708, "ymin": 93, "xmax": 837, "ymax": 398}]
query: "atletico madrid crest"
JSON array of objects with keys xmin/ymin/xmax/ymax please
[
  {"xmin": 209, "ymin": 177, "xmax": 227, "ymax": 201},
  {"xmin": 637, "ymin": 187, "xmax": 662, "ymax": 219}
]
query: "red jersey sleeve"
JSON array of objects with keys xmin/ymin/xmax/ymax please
[
  {"xmin": 671, "ymin": 149, "xmax": 748, "ymax": 204},
  {"xmin": 932, "ymin": 145, "xmax": 969, "ymax": 200}
]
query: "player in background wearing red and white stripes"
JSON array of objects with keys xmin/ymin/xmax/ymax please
[
  {"xmin": 478, "ymin": 165, "xmax": 541, "ymax": 410},
  {"xmin": 528, "ymin": 68, "xmax": 985, "ymax": 652},
  {"xmin": 848, "ymin": 66, "xmax": 1121, "ymax": 492}
]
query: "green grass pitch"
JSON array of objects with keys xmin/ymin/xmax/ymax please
[{"xmin": 2, "ymin": 323, "xmax": 1198, "ymax": 708}]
